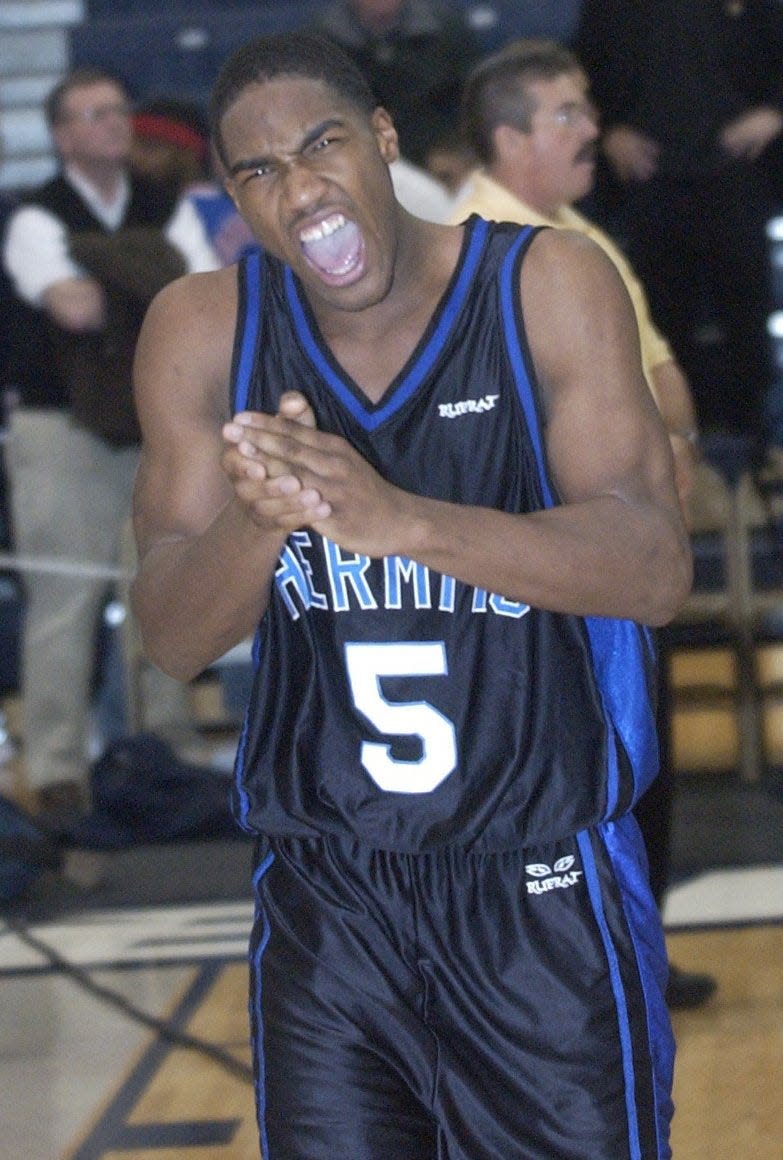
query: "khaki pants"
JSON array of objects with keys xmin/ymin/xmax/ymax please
[{"xmin": 6, "ymin": 408, "xmax": 193, "ymax": 794}]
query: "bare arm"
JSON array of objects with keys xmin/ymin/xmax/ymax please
[
  {"xmin": 601, "ymin": 125, "xmax": 660, "ymax": 183},
  {"xmin": 719, "ymin": 106, "xmax": 783, "ymax": 161},
  {"xmin": 225, "ymin": 231, "xmax": 692, "ymax": 626},
  {"xmin": 130, "ymin": 269, "xmax": 303, "ymax": 679},
  {"xmin": 650, "ymin": 357, "xmax": 700, "ymax": 525},
  {"xmin": 42, "ymin": 276, "xmax": 106, "ymax": 331}
]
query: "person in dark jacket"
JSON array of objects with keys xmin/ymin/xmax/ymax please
[
  {"xmin": 310, "ymin": 0, "xmax": 482, "ymax": 168},
  {"xmin": 575, "ymin": 0, "xmax": 783, "ymax": 466}
]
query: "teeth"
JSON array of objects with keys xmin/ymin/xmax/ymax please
[{"xmin": 300, "ymin": 214, "xmax": 346, "ymax": 244}]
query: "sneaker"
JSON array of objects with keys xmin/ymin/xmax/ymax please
[
  {"xmin": 32, "ymin": 780, "xmax": 89, "ymax": 843},
  {"xmin": 666, "ymin": 963, "xmax": 717, "ymax": 1009}
]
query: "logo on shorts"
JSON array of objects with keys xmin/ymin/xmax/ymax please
[
  {"xmin": 525, "ymin": 856, "xmax": 583, "ymax": 895},
  {"xmin": 438, "ymin": 394, "xmax": 499, "ymax": 418}
]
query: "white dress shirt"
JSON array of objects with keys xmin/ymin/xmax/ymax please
[{"xmin": 3, "ymin": 165, "xmax": 218, "ymax": 305}]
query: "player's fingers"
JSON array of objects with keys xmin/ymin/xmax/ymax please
[
  {"xmin": 221, "ymin": 444, "xmax": 269, "ymax": 481},
  {"xmin": 228, "ymin": 415, "xmax": 340, "ymax": 460},
  {"xmin": 232, "ymin": 479, "xmax": 331, "ymax": 529},
  {"xmin": 223, "ymin": 441, "xmax": 309, "ymax": 489},
  {"xmin": 278, "ymin": 391, "xmax": 317, "ymax": 428}
]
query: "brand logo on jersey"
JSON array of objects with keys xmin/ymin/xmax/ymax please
[
  {"xmin": 525, "ymin": 856, "xmax": 583, "ymax": 895},
  {"xmin": 438, "ymin": 394, "xmax": 499, "ymax": 419}
]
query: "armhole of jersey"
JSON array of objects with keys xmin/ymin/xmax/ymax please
[
  {"xmin": 230, "ymin": 248, "xmax": 265, "ymax": 414},
  {"xmin": 499, "ymin": 225, "xmax": 558, "ymax": 510}
]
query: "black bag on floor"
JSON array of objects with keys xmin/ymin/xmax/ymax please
[
  {"xmin": 0, "ymin": 794, "xmax": 62, "ymax": 904},
  {"xmin": 69, "ymin": 732, "xmax": 241, "ymax": 849}
]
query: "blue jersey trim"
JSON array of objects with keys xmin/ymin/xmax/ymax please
[
  {"xmin": 601, "ymin": 816, "xmax": 675, "ymax": 1158},
  {"xmin": 498, "ymin": 226, "xmax": 553, "ymax": 506},
  {"xmin": 283, "ymin": 216, "xmax": 490, "ymax": 431},
  {"xmin": 577, "ymin": 829, "xmax": 643, "ymax": 1160},
  {"xmin": 234, "ymin": 249, "xmax": 264, "ymax": 413},
  {"xmin": 250, "ymin": 849, "xmax": 275, "ymax": 1159},
  {"xmin": 232, "ymin": 624, "xmax": 265, "ymax": 833},
  {"xmin": 584, "ymin": 617, "xmax": 659, "ymax": 813},
  {"xmin": 232, "ymin": 711, "xmax": 254, "ymax": 833},
  {"xmin": 231, "ymin": 251, "xmax": 271, "ymax": 830}
]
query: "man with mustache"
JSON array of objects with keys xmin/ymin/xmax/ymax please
[
  {"xmin": 451, "ymin": 39, "xmax": 699, "ymax": 495},
  {"xmin": 130, "ymin": 31, "xmax": 691, "ymax": 1159},
  {"xmin": 451, "ymin": 38, "xmax": 716, "ymax": 1010}
]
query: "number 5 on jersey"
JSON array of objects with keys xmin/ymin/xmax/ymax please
[{"xmin": 344, "ymin": 641, "xmax": 458, "ymax": 793}]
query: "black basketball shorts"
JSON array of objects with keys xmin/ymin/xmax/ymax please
[{"xmin": 248, "ymin": 814, "xmax": 674, "ymax": 1159}]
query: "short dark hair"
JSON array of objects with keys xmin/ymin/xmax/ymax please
[
  {"xmin": 461, "ymin": 39, "xmax": 580, "ymax": 165},
  {"xmin": 45, "ymin": 67, "xmax": 128, "ymax": 129},
  {"xmin": 209, "ymin": 31, "xmax": 377, "ymax": 166}
]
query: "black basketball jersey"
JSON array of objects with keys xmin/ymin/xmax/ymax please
[{"xmin": 230, "ymin": 215, "xmax": 658, "ymax": 852}]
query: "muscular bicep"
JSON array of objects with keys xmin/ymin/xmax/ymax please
[
  {"xmin": 132, "ymin": 271, "xmax": 237, "ymax": 557},
  {"xmin": 521, "ymin": 229, "xmax": 680, "ymax": 518}
]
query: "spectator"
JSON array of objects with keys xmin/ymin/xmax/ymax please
[
  {"xmin": 310, "ymin": 0, "xmax": 482, "ymax": 167},
  {"xmin": 179, "ymin": 144, "xmax": 258, "ymax": 268},
  {"xmin": 453, "ymin": 38, "xmax": 700, "ymax": 514},
  {"xmin": 130, "ymin": 96, "xmax": 211, "ymax": 219},
  {"xmin": 1, "ymin": 68, "xmax": 212, "ymax": 818},
  {"xmin": 130, "ymin": 96, "xmax": 236, "ymax": 270},
  {"xmin": 574, "ymin": 0, "xmax": 783, "ymax": 473},
  {"xmin": 451, "ymin": 37, "xmax": 716, "ymax": 1009},
  {"xmin": 423, "ymin": 130, "xmax": 478, "ymax": 197}
]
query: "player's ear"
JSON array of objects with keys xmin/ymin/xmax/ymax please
[{"xmin": 372, "ymin": 107, "xmax": 399, "ymax": 165}]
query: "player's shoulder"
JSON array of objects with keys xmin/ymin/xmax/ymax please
[
  {"xmin": 151, "ymin": 263, "xmax": 237, "ymax": 317},
  {"xmin": 527, "ymin": 223, "xmax": 614, "ymax": 266},
  {"xmin": 141, "ymin": 264, "xmax": 239, "ymax": 351},
  {"xmin": 522, "ymin": 224, "xmax": 628, "ymax": 305},
  {"xmin": 136, "ymin": 264, "xmax": 240, "ymax": 397}
]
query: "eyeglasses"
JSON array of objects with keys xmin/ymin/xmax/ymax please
[
  {"xmin": 58, "ymin": 102, "xmax": 132, "ymax": 125},
  {"xmin": 549, "ymin": 103, "xmax": 598, "ymax": 128}
]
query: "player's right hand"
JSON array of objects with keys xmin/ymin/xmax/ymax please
[{"xmin": 221, "ymin": 394, "xmax": 331, "ymax": 533}]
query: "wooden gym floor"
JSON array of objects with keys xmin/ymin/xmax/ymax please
[{"xmin": 3, "ymin": 920, "xmax": 780, "ymax": 1159}]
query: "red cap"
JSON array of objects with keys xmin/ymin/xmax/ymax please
[{"xmin": 132, "ymin": 112, "xmax": 207, "ymax": 159}]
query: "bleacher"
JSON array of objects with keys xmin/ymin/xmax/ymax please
[
  {"xmin": 67, "ymin": 2, "xmax": 325, "ymax": 108},
  {"xmin": 68, "ymin": 0, "xmax": 583, "ymax": 105},
  {"xmin": 0, "ymin": 0, "xmax": 584, "ymax": 192}
]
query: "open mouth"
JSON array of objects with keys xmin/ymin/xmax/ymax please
[{"xmin": 299, "ymin": 212, "xmax": 364, "ymax": 283}]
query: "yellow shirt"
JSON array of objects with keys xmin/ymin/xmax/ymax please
[{"xmin": 450, "ymin": 171, "xmax": 672, "ymax": 402}]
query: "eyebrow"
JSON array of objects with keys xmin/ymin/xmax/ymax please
[{"xmin": 228, "ymin": 117, "xmax": 347, "ymax": 177}]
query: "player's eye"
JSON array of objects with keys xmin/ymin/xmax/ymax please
[{"xmin": 311, "ymin": 133, "xmax": 338, "ymax": 153}]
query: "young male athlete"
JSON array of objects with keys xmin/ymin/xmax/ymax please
[{"xmin": 130, "ymin": 32, "xmax": 692, "ymax": 1160}]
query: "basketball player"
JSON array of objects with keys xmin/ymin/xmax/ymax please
[{"xmin": 130, "ymin": 32, "xmax": 692, "ymax": 1160}]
